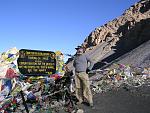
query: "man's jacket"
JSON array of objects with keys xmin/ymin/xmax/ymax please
[{"xmin": 73, "ymin": 54, "xmax": 94, "ymax": 72}]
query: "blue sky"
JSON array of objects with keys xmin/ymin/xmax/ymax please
[{"xmin": 0, "ymin": 0, "xmax": 139, "ymax": 60}]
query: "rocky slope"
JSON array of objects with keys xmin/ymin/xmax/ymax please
[
  {"xmin": 114, "ymin": 40, "xmax": 150, "ymax": 68},
  {"xmin": 67, "ymin": 0, "xmax": 150, "ymax": 70}
]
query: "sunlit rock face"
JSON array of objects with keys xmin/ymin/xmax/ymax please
[{"xmin": 67, "ymin": 0, "xmax": 150, "ymax": 70}]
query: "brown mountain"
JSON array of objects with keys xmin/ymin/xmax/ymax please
[{"xmin": 67, "ymin": 0, "xmax": 150, "ymax": 70}]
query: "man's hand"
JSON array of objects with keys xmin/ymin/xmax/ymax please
[{"xmin": 86, "ymin": 68, "xmax": 90, "ymax": 73}]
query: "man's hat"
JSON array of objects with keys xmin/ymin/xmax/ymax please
[{"xmin": 75, "ymin": 46, "xmax": 83, "ymax": 50}]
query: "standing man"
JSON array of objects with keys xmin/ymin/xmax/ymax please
[{"xmin": 73, "ymin": 46, "xmax": 94, "ymax": 107}]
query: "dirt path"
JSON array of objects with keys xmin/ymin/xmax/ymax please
[{"xmin": 81, "ymin": 83, "xmax": 150, "ymax": 113}]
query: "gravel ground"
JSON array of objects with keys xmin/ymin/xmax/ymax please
[{"xmin": 80, "ymin": 79, "xmax": 150, "ymax": 113}]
